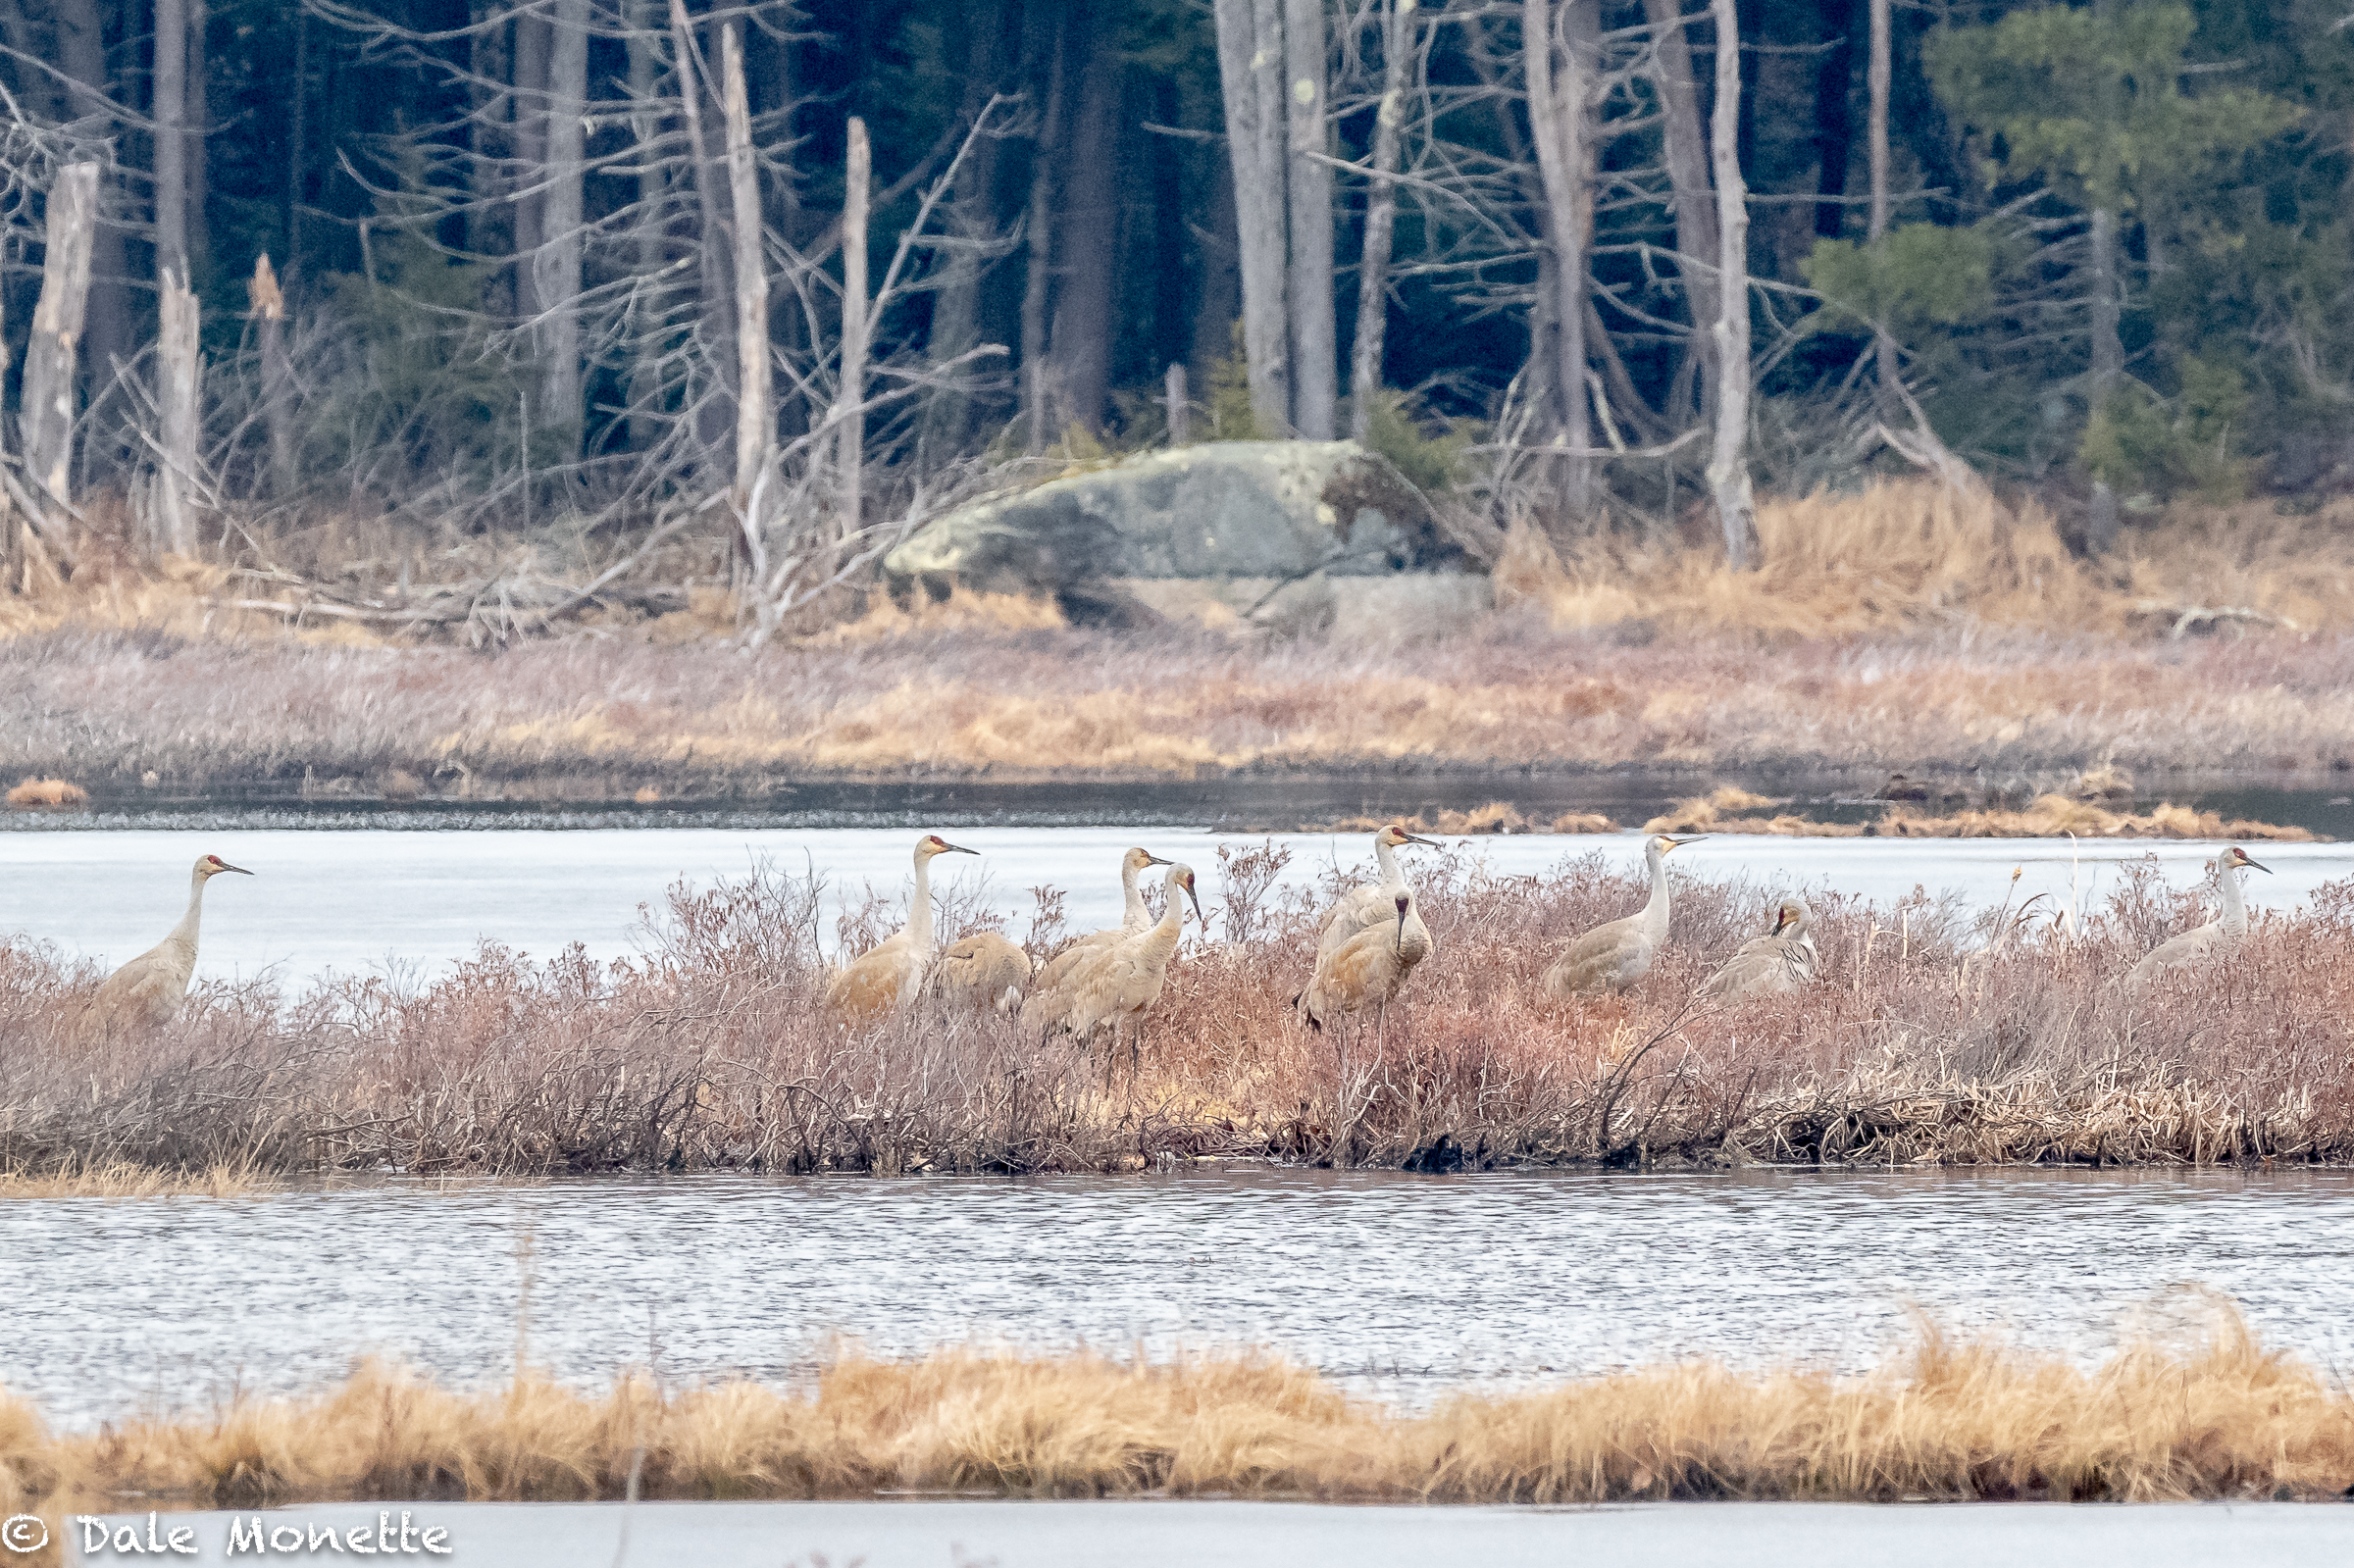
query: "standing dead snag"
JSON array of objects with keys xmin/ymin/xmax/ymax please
[
  {"xmin": 1211, "ymin": 0, "xmax": 1294, "ymax": 435},
  {"xmin": 250, "ymin": 254, "xmax": 295, "ymax": 496},
  {"xmin": 1349, "ymin": 0, "xmax": 1415, "ymax": 442},
  {"xmin": 720, "ymin": 22, "xmax": 771, "ymax": 533},
  {"xmin": 1705, "ymin": 0, "xmax": 1758, "ymax": 571},
  {"xmin": 1283, "ymin": 0, "xmax": 1336, "ymax": 441},
  {"xmin": 156, "ymin": 270, "xmax": 202, "ymax": 557},
  {"xmin": 837, "ymin": 118, "xmax": 872, "ymax": 536},
  {"xmin": 19, "ymin": 161, "xmax": 96, "ymax": 562},
  {"xmin": 1524, "ymin": 0, "xmax": 1599, "ymax": 516},
  {"xmin": 1643, "ymin": 0, "xmax": 1719, "ymax": 424}
]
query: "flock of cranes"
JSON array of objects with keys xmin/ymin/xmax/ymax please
[{"xmin": 66, "ymin": 832, "xmax": 2278, "ymax": 1053}]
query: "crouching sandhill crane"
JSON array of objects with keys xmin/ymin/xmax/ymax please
[
  {"xmin": 2124, "ymin": 845, "xmax": 2271, "ymax": 997},
  {"xmin": 1028, "ymin": 846, "xmax": 1173, "ymax": 997},
  {"xmin": 1543, "ymin": 834, "xmax": 1701, "ymax": 996},
  {"xmin": 932, "ymin": 932, "xmax": 1033, "ymax": 1013},
  {"xmin": 1024, "ymin": 863, "xmax": 1203, "ymax": 1067},
  {"xmin": 1317, "ymin": 825, "xmax": 1441, "ymax": 957},
  {"xmin": 1300, "ymin": 891, "xmax": 1432, "ymax": 1033},
  {"xmin": 823, "ymin": 835, "xmax": 977, "ymax": 1025},
  {"xmin": 78, "ymin": 854, "xmax": 252, "ymax": 1037},
  {"xmin": 1701, "ymin": 896, "xmax": 1818, "ymax": 999}
]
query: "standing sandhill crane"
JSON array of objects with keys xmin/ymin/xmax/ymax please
[
  {"xmin": 1542, "ymin": 834, "xmax": 1701, "ymax": 996},
  {"xmin": 1300, "ymin": 892, "xmax": 1433, "ymax": 1033},
  {"xmin": 1029, "ymin": 863, "xmax": 1203, "ymax": 1067},
  {"xmin": 1701, "ymin": 896, "xmax": 1818, "ymax": 999},
  {"xmin": 2124, "ymin": 845, "xmax": 2271, "ymax": 997},
  {"xmin": 933, "ymin": 932, "xmax": 1033, "ymax": 1013},
  {"xmin": 822, "ymin": 835, "xmax": 977, "ymax": 1025},
  {"xmin": 1029, "ymin": 846, "xmax": 1173, "ymax": 997},
  {"xmin": 78, "ymin": 854, "xmax": 252, "ymax": 1037},
  {"xmin": 1317, "ymin": 825, "xmax": 1441, "ymax": 958}
]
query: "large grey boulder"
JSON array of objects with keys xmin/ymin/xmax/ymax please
[{"xmin": 884, "ymin": 441, "xmax": 1466, "ymax": 606}]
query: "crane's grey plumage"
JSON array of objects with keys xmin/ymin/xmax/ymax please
[
  {"xmin": 932, "ymin": 932, "xmax": 1034, "ymax": 1013},
  {"xmin": 1543, "ymin": 835, "xmax": 1700, "ymax": 996},
  {"xmin": 1317, "ymin": 825, "xmax": 1440, "ymax": 959},
  {"xmin": 1025, "ymin": 864, "xmax": 1203, "ymax": 1067},
  {"xmin": 1029, "ymin": 846, "xmax": 1173, "ymax": 998},
  {"xmin": 78, "ymin": 854, "xmax": 251, "ymax": 1037},
  {"xmin": 822, "ymin": 835, "xmax": 977, "ymax": 1025},
  {"xmin": 1301, "ymin": 891, "xmax": 1432, "ymax": 1032},
  {"xmin": 1701, "ymin": 896, "xmax": 1818, "ymax": 999},
  {"xmin": 2124, "ymin": 845, "xmax": 2270, "ymax": 997}
]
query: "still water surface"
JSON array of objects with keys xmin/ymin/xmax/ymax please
[
  {"xmin": 9, "ymin": 1167, "xmax": 2352, "ymax": 1428},
  {"xmin": 3, "ymin": 827, "xmax": 2348, "ymax": 986}
]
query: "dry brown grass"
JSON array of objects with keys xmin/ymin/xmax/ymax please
[
  {"xmin": 4, "ymin": 850, "xmax": 2352, "ymax": 1179},
  {"xmin": 1498, "ymin": 481, "xmax": 2354, "ymax": 637},
  {"xmin": 4, "ymin": 481, "xmax": 2353, "ymax": 791},
  {"xmin": 8, "ymin": 1301, "xmax": 2352, "ymax": 1512},
  {"xmin": 3, "ymin": 779, "xmax": 86, "ymax": 811},
  {"xmin": 1640, "ymin": 788, "xmax": 2319, "ymax": 840},
  {"xmin": 0, "ymin": 1161, "xmax": 266, "ymax": 1200}
]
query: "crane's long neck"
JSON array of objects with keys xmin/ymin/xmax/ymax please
[
  {"xmin": 1374, "ymin": 837, "xmax": 1405, "ymax": 894},
  {"xmin": 1137, "ymin": 881, "xmax": 1187, "ymax": 963},
  {"xmin": 909, "ymin": 852, "xmax": 938, "ymax": 955},
  {"xmin": 2217, "ymin": 861, "xmax": 2248, "ymax": 936},
  {"xmin": 1396, "ymin": 904, "xmax": 1432, "ymax": 968},
  {"xmin": 169, "ymin": 869, "xmax": 208, "ymax": 955},
  {"xmin": 1639, "ymin": 845, "xmax": 1671, "ymax": 941},
  {"xmin": 1121, "ymin": 858, "xmax": 1149, "ymax": 932}
]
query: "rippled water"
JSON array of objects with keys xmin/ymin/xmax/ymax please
[
  {"xmin": 11, "ymin": 1167, "xmax": 2354, "ymax": 1428},
  {"xmin": 3, "ymin": 826, "xmax": 2347, "ymax": 987}
]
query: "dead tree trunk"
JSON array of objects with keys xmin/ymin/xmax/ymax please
[
  {"xmin": 1524, "ymin": 0, "xmax": 1596, "ymax": 513},
  {"xmin": 189, "ymin": 0, "xmax": 210, "ymax": 279},
  {"xmin": 720, "ymin": 22, "xmax": 770, "ymax": 528},
  {"xmin": 1020, "ymin": 10, "xmax": 1068, "ymax": 451},
  {"xmin": 1867, "ymin": 0, "xmax": 1894, "ymax": 403},
  {"xmin": 835, "ymin": 117, "xmax": 871, "ymax": 534},
  {"xmin": 1211, "ymin": 0, "xmax": 1293, "ymax": 434},
  {"xmin": 21, "ymin": 163, "xmax": 97, "ymax": 545},
  {"xmin": 538, "ymin": 0, "xmax": 589, "ymax": 458},
  {"xmin": 1349, "ymin": 0, "xmax": 1410, "ymax": 441},
  {"xmin": 155, "ymin": 0, "xmax": 188, "ymax": 278},
  {"xmin": 2085, "ymin": 0, "xmax": 2124, "ymax": 554},
  {"xmin": 1705, "ymin": 0, "xmax": 1757, "ymax": 569},
  {"xmin": 1283, "ymin": 0, "xmax": 1336, "ymax": 439},
  {"xmin": 669, "ymin": 0, "xmax": 736, "ymax": 468},
  {"xmin": 1643, "ymin": 0, "xmax": 1718, "ymax": 426},
  {"xmin": 251, "ymin": 254, "xmax": 296, "ymax": 496},
  {"xmin": 156, "ymin": 271, "xmax": 201, "ymax": 556},
  {"xmin": 626, "ymin": 0, "xmax": 667, "ymax": 452}
]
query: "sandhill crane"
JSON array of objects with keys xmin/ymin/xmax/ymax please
[
  {"xmin": 1029, "ymin": 846, "xmax": 1173, "ymax": 997},
  {"xmin": 1317, "ymin": 825, "xmax": 1441, "ymax": 958},
  {"xmin": 1029, "ymin": 863, "xmax": 1203, "ymax": 1068},
  {"xmin": 933, "ymin": 932, "xmax": 1033, "ymax": 1013},
  {"xmin": 78, "ymin": 854, "xmax": 252, "ymax": 1037},
  {"xmin": 2124, "ymin": 845, "xmax": 2271, "ymax": 997},
  {"xmin": 822, "ymin": 835, "xmax": 977, "ymax": 1025},
  {"xmin": 1701, "ymin": 896, "xmax": 1818, "ymax": 999},
  {"xmin": 1542, "ymin": 834, "xmax": 1701, "ymax": 996},
  {"xmin": 1300, "ymin": 891, "xmax": 1432, "ymax": 1033}
]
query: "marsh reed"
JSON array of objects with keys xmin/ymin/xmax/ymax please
[
  {"xmin": 4, "ymin": 848, "xmax": 2350, "ymax": 1178},
  {"xmin": 5, "ymin": 1297, "xmax": 2351, "ymax": 1515}
]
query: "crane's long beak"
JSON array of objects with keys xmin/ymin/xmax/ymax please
[
  {"xmin": 1144, "ymin": 852, "xmax": 1174, "ymax": 867},
  {"xmin": 941, "ymin": 842, "xmax": 979, "ymax": 856},
  {"xmin": 1184, "ymin": 882, "xmax": 1206, "ymax": 929},
  {"xmin": 1402, "ymin": 833, "xmax": 1442, "ymax": 848},
  {"xmin": 2244, "ymin": 854, "xmax": 2275, "ymax": 875},
  {"xmin": 1666, "ymin": 835, "xmax": 1706, "ymax": 850},
  {"xmin": 218, "ymin": 861, "xmax": 253, "ymax": 876}
]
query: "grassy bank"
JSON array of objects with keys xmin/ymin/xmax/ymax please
[
  {"xmin": 3, "ymin": 482, "xmax": 2353, "ymax": 798},
  {"xmin": 4, "ymin": 849, "xmax": 2350, "ymax": 1178},
  {"xmin": 6, "ymin": 1304, "xmax": 2350, "ymax": 1524}
]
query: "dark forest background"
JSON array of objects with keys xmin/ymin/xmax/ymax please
[{"xmin": 0, "ymin": 0, "xmax": 2348, "ymax": 593}]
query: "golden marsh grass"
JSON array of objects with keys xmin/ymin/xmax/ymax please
[{"xmin": 8, "ymin": 1302, "xmax": 2352, "ymax": 1514}]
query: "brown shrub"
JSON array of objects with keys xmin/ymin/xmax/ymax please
[
  {"xmin": 3, "ymin": 855, "xmax": 2350, "ymax": 1178},
  {"xmin": 4, "ymin": 779, "xmax": 85, "ymax": 810}
]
